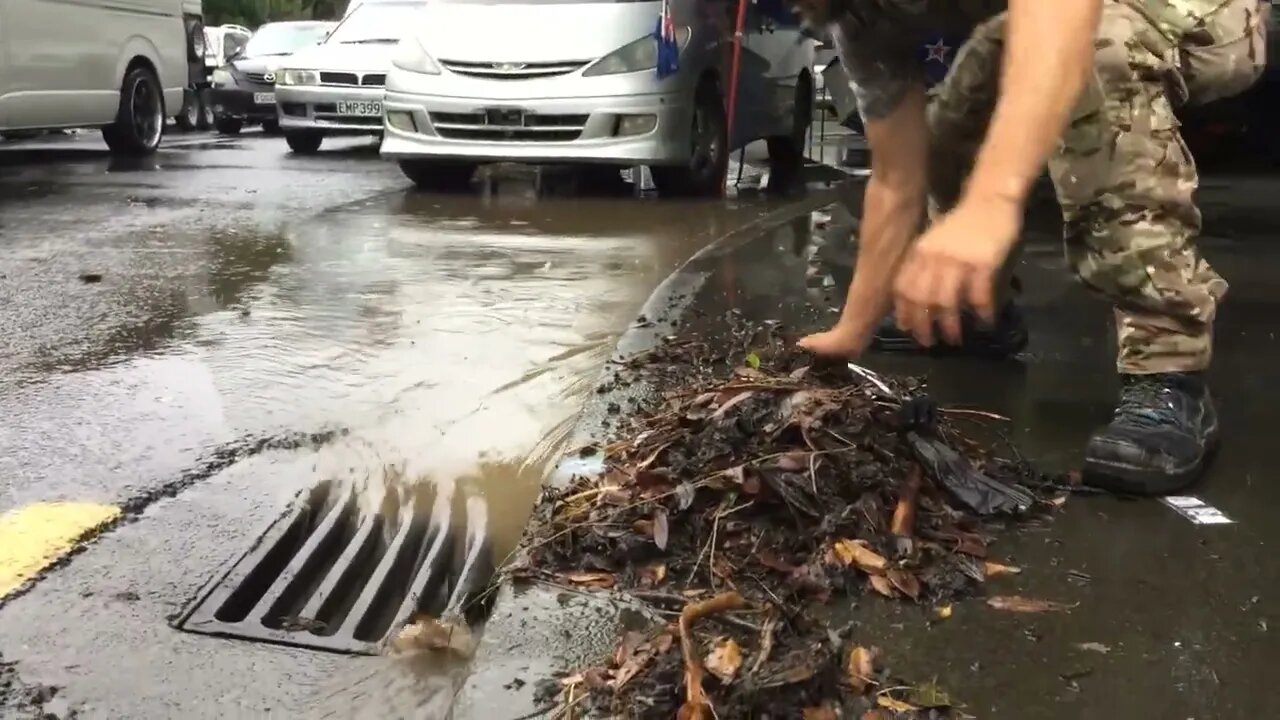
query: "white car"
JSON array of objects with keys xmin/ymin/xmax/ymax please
[
  {"xmin": 380, "ymin": 0, "xmax": 816, "ymax": 195},
  {"xmin": 274, "ymin": 0, "xmax": 425, "ymax": 154}
]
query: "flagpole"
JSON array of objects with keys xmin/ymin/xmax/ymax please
[{"xmin": 724, "ymin": 0, "xmax": 749, "ymax": 194}]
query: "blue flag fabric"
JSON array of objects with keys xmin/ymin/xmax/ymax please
[{"xmin": 655, "ymin": 4, "xmax": 679, "ymax": 79}]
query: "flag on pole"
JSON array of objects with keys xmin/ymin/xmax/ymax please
[{"xmin": 655, "ymin": 0, "xmax": 679, "ymax": 79}]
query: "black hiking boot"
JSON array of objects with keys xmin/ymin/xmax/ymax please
[
  {"xmin": 870, "ymin": 300, "xmax": 1029, "ymax": 358},
  {"xmin": 1083, "ymin": 372, "xmax": 1220, "ymax": 496}
]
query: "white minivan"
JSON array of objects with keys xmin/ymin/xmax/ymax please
[{"xmin": 0, "ymin": 0, "xmax": 205, "ymax": 155}]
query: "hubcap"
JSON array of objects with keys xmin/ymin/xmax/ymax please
[{"xmin": 131, "ymin": 78, "xmax": 163, "ymax": 147}]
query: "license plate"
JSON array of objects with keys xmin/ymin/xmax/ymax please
[
  {"xmin": 253, "ymin": 92, "xmax": 275, "ymax": 105},
  {"xmin": 336, "ymin": 100, "xmax": 381, "ymax": 117}
]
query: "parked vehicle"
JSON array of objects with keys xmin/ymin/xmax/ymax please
[
  {"xmin": 209, "ymin": 21, "xmax": 335, "ymax": 135},
  {"xmin": 380, "ymin": 0, "xmax": 816, "ymax": 196},
  {"xmin": 0, "ymin": 0, "xmax": 203, "ymax": 155},
  {"xmin": 275, "ymin": 0, "xmax": 424, "ymax": 154},
  {"xmin": 177, "ymin": 23, "xmax": 252, "ymax": 131}
]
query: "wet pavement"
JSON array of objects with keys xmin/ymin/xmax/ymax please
[
  {"xmin": 456, "ymin": 164, "xmax": 1280, "ymax": 719},
  {"xmin": 5, "ymin": 122, "xmax": 1277, "ymax": 718},
  {"xmin": 0, "ymin": 129, "xmax": 848, "ymax": 717}
]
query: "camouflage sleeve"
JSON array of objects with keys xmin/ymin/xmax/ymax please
[{"xmin": 830, "ymin": 17, "xmax": 924, "ymax": 121}]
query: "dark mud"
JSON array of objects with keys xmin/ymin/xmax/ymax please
[{"xmin": 510, "ymin": 317, "xmax": 1076, "ymax": 719}]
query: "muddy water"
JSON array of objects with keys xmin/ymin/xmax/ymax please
[{"xmin": 1, "ymin": 167, "xmax": 785, "ymax": 714}]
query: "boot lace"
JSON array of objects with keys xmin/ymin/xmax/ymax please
[{"xmin": 1114, "ymin": 377, "xmax": 1181, "ymax": 431}]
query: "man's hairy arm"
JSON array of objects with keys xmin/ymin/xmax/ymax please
[
  {"xmin": 837, "ymin": 85, "xmax": 929, "ymax": 335},
  {"xmin": 965, "ymin": 0, "xmax": 1103, "ymax": 205}
]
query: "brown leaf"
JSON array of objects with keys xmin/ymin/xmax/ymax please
[
  {"xmin": 887, "ymin": 569, "xmax": 921, "ymax": 600},
  {"xmin": 560, "ymin": 571, "xmax": 616, "ymax": 589},
  {"xmin": 653, "ymin": 508, "xmax": 670, "ymax": 550},
  {"xmin": 983, "ymin": 561, "xmax": 1023, "ymax": 578},
  {"xmin": 987, "ymin": 595, "xmax": 1075, "ymax": 613},
  {"xmin": 934, "ymin": 604, "xmax": 953, "ymax": 620},
  {"xmin": 704, "ymin": 637, "xmax": 743, "ymax": 684},
  {"xmin": 833, "ymin": 539, "xmax": 888, "ymax": 573},
  {"xmin": 861, "ymin": 712, "xmax": 893, "ymax": 720},
  {"xmin": 868, "ymin": 574, "xmax": 897, "ymax": 598},
  {"xmin": 639, "ymin": 563, "xmax": 667, "ymax": 587},
  {"xmin": 712, "ymin": 390, "xmax": 756, "ymax": 420},
  {"xmin": 775, "ymin": 451, "xmax": 809, "ymax": 472},
  {"xmin": 756, "ymin": 551, "xmax": 798, "ymax": 574},
  {"xmin": 876, "ymin": 695, "xmax": 920, "ymax": 713},
  {"xmin": 953, "ymin": 533, "xmax": 988, "ymax": 557},
  {"xmin": 612, "ymin": 631, "xmax": 674, "ymax": 689},
  {"xmin": 845, "ymin": 645, "xmax": 877, "ymax": 694},
  {"xmin": 803, "ymin": 707, "xmax": 838, "ymax": 720},
  {"xmin": 675, "ymin": 482, "xmax": 697, "ymax": 511}
]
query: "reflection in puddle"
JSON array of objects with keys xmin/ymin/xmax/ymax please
[{"xmin": 2, "ymin": 176, "xmax": 791, "ymax": 710}]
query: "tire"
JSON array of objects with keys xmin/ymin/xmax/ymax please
[
  {"xmin": 175, "ymin": 90, "xmax": 199, "ymax": 131},
  {"xmin": 765, "ymin": 74, "xmax": 813, "ymax": 196},
  {"xmin": 651, "ymin": 79, "xmax": 729, "ymax": 198},
  {"xmin": 262, "ymin": 118, "xmax": 281, "ymax": 135},
  {"xmin": 285, "ymin": 130, "xmax": 324, "ymax": 154},
  {"xmin": 102, "ymin": 66, "xmax": 166, "ymax": 156},
  {"xmin": 215, "ymin": 117, "xmax": 243, "ymax": 136},
  {"xmin": 399, "ymin": 160, "xmax": 476, "ymax": 191},
  {"xmin": 198, "ymin": 89, "xmax": 215, "ymax": 130}
]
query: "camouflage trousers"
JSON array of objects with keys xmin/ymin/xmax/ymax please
[{"xmin": 928, "ymin": 0, "xmax": 1268, "ymax": 373}]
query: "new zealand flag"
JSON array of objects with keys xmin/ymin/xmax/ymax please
[{"xmin": 919, "ymin": 34, "xmax": 964, "ymax": 89}]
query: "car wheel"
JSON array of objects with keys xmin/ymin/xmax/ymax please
[
  {"xmin": 399, "ymin": 160, "xmax": 476, "ymax": 191},
  {"xmin": 175, "ymin": 89, "xmax": 198, "ymax": 131},
  {"xmin": 102, "ymin": 66, "xmax": 166, "ymax": 156},
  {"xmin": 285, "ymin": 130, "xmax": 324, "ymax": 154},
  {"xmin": 651, "ymin": 79, "xmax": 729, "ymax": 198},
  {"xmin": 198, "ymin": 89, "xmax": 215, "ymax": 130},
  {"xmin": 765, "ymin": 73, "xmax": 812, "ymax": 195},
  {"xmin": 215, "ymin": 118, "xmax": 243, "ymax": 135},
  {"xmin": 262, "ymin": 118, "xmax": 281, "ymax": 135}
]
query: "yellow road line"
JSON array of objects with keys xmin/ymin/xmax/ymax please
[{"xmin": 0, "ymin": 502, "xmax": 121, "ymax": 599}]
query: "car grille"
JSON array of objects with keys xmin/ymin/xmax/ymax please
[
  {"xmin": 429, "ymin": 110, "xmax": 588, "ymax": 142},
  {"xmin": 318, "ymin": 71, "xmax": 387, "ymax": 87},
  {"xmin": 245, "ymin": 72, "xmax": 273, "ymax": 84},
  {"xmin": 439, "ymin": 60, "xmax": 589, "ymax": 80}
]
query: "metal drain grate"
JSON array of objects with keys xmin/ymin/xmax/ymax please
[{"xmin": 177, "ymin": 479, "xmax": 493, "ymax": 655}]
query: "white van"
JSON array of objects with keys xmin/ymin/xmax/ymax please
[{"xmin": 0, "ymin": 0, "xmax": 205, "ymax": 155}]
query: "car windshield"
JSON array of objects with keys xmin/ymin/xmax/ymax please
[
  {"xmin": 327, "ymin": 3, "xmax": 424, "ymax": 44},
  {"xmin": 243, "ymin": 24, "xmax": 332, "ymax": 57}
]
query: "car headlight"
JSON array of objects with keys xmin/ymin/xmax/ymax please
[
  {"xmin": 211, "ymin": 68, "xmax": 233, "ymax": 87},
  {"xmin": 278, "ymin": 69, "xmax": 320, "ymax": 86},
  {"xmin": 391, "ymin": 36, "xmax": 441, "ymax": 75},
  {"xmin": 583, "ymin": 28, "xmax": 692, "ymax": 77}
]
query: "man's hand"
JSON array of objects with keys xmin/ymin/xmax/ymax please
[
  {"xmin": 893, "ymin": 195, "xmax": 1021, "ymax": 347},
  {"xmin": 797, "ymin": 312, "xmax": 881, "ymax": 359}
]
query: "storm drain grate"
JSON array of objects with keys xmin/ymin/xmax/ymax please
[{"xmin": 176, "ymin": 479, "xmax": 493, "ymax": 655}]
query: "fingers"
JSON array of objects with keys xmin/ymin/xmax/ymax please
[
  {"xmin": 930, "ymin": 261, "xmax": 967, "ymax": 345},
  {"xmin": 893, "ymin": 253, "xmax": 935, "ymax": 348},
  {"xmin": 965, "ymin": 264, "xmax": 998, "ymax": 324}
]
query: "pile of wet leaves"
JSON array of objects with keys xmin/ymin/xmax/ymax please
[{"xmin": 512, "ymin": 327, "xmax": 1074, "ymax": 719}]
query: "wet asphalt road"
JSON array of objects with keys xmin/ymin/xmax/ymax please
[{"xmin": 0, "ymin": 128, "xmax": 846, "ymax": 717}]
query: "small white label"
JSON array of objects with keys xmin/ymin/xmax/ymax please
[
  {"xmin": 1162, "ymin": 495, "xmax": 1234, "ymax": 525},
  {"xmin": 253, "ymin": 92, "xmax": 275, "ymax": 105}
]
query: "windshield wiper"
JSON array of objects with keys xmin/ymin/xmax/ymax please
[{"xmin": 339, "ymin": 38, "xmax": 398, "ymax": 44}]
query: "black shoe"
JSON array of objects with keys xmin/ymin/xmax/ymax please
[
  {"xmin": 870, "ymin": 301, "xmax": 1029, "ymax": 358},
  {"xmin": 1083, "ymin": 373, "xmax": 1220, "ymax": 496}
]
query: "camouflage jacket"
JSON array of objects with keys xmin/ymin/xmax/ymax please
[{"xmin": 832, "ymin": 0, "xmax": 1235, "ymax": 120}]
